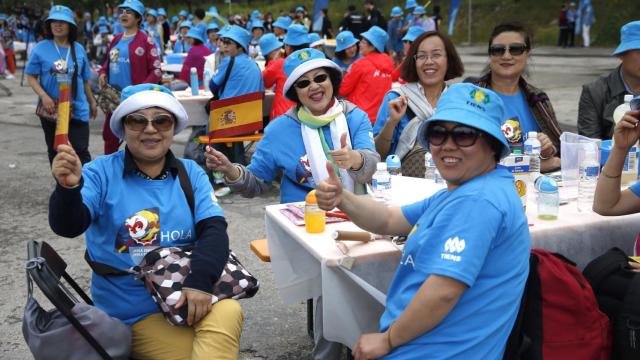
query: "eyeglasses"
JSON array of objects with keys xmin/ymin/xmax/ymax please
[
  {"xmin": 426, "ymin": 124, "xmax": 481, "ymax": 147},
  {"xmin": 117, "ymin": 8, "xmax": 135, "ymax": 15},
  {"xmin": 403, "ymin": 40, "xmax": 412, "ymax": 44},
  {"xmin": 414, "ymin": 51, "xmax": 443, "ymax": 63},
  {"xmin": 123, "ymin": 114, "xmax": 175, "ymax": 132},
  {"xmin": 488, "ymin": 43, "xmax": 528, "ymax": 57},
  {"xmin": 294, "ymin": 73, "xmax": 329, "ymax": 89}
]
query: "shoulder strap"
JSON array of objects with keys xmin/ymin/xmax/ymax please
[
  {"xmin": 218, "ymin": 55, "xmax": 235, "ymax": 97},
  {"xmin": 622, "ymin": 274, "xmax": 640, "ymax": 318},
  {"xmin": 176, "ymin": 159, "xmax": 195, "ymax": 217},
  {"xmin": 583, "ymin": 247, "xmax": 628, "ymax": 290}
]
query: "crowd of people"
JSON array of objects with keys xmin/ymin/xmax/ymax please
[{"xmin": 3, "ymin": 0, "xmax": 640, "ymax": 359}]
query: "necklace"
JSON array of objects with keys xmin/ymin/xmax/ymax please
[{"xmin": 52, "ymin": 40, "xmax": 70, "ymax": 73}]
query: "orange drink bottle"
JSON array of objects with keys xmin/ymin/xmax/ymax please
[{"xmin": 304, "ymin": 190, "xmax": 326, "ymax": 233}]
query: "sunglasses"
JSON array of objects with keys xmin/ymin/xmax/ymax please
[
  {"xmin": 117, "ymin": 8, "xmax": 135, "ymax": 15},
  {"xmin": 124, "ymin": 114, "xmax": 175, "ymax": 132},
  {"xmin": 488, "ymin": 43, "xmax": 528, "ymax": 57},
  {"xmin": 426, "ymin": 125, "xmax": 481, "ymax": 147},
  {"xmin": 294, "ymin": 73, "xmax": 329, "ymax": 89}
]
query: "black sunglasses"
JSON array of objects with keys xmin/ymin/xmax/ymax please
[
  {"xmin": 426, "ymin": 124, "xmax": 481, "ymax": 147},
  {"xmin": 117, "ymin": 8, "xmax": 135, "ymax": 15},
  {"xmin": 489, "ymin": 43, "xmax": 528, "ymax": 57},
  {"xmin": 124, "ymin": 114, "xmax": 175, "ymax": 132},
  {"xmin": 294, "ymin": 73, "xmax": 329, "ymax": 89}
]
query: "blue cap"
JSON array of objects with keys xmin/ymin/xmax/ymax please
[
  {"xmin": 207, "ymin": 6, "xmax": 219, "ymax": 16},
  {"xmin": 405, "ymin": 0, "xmax": 417, "ymax": 10},
  {"xmin": 179, "ymin": 10, "xmax": 188, "ymax": 17},
  {"xmin": 413, "ymin": 6, "xmax": 426, "ymax": 15},
  {"xmin": 259, "ymin": 33, "xmax": 283, "ymax": 56},
  {"xmin": 402, "ymin": 26, "xmax": 426, "ymax": 42},
  {"xmin": 97, "ymin": 16, "xmax": 107, "ymax": 25},
  {"xmin": 223, "ymin": 25, "xmax": 251, "ymax": 51},
  {"xmin": 179, "ymin": 21, "xmax": 192, "ymax": 30},
  {"xmin": 207, "ymin": 22, "xmax": 219, "ymax": 32},
  {"xmin": 360, "ymin": 26, "xmax": 388, "ymax": 52},
  {"xmin": 390, "ymin": 6, "xmax": 403, "ymax": 17},
  {"xmin": 273, "ymin": 16, "xmax": 292, "ymax": 30},
  {"xmin": 99, "ymin": 27, "xmax": 109, "ymax": 34},
  {"xmin": 283, "ymin": 49, "xmax": 342, "ymax": 100},
  {"xmin": 284, "ymin": 24, "xmax": 309, "ymax": 46},
  {"xmin": 251, "ymin": 10, "xmax": 261, "ymax": 19},
  {"xmin": 186, "ymin": 26, "xmax": 206, "ymax": 43},
  {"xmin": 417, "ymin": 83, "xmax": 511, "ymax": 159},
  {"xmin": 171, "ymin": 16, "xmax": 179, "ymax": 23},
  {"xmin": 110, "ymin": 84, "xmax": 188, "ymax": 139},
  {"xmin": 386, "ymin": 155, "xmax": 401, "ymax": 168},
  {"xmin": 117, "ymin": 0, "xmax": 145, "ymax": 17},
  {"xmin": 157, "ymin": 8, "xmax": 167, "ymax": 17},
  {"xmin": 46, "ymin": 5, "xmax": 76, "ymax": 26},
  {"xmin": 335, "ymin": 30, "xmax": 359, "ymax": 52},
  {"xmin": 614, "ymin": 21, "xmax": 640, "ymax": 56},
  {"xmin": 535, "ymin": 176, "xmax": 558, "ymax": 193},
  {"xmin": 187, "ymin": 14, "xmax": 194, "ymax": 20},
  {"xmin": 308, "ymin": 33, "xmax": 323, "ymax": 47},
  {"xmin": 146, "ymin": 9, "xmax": 158, "ymax": 18},
  {"xmin": 569, "ymin": 2, "xmax": 576, "ymax": 6},
  {"xmin": 251, "ymin": 20, "xmax": 265, "ymax": 30}
]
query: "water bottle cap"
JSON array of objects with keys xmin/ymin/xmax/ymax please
[
  {"xmin": 190, "ymin": 67, "xmax": 197, "ymax": 73},
  {"xmin": 536, "ymin": 176, "xmax": 558, "ymax": 192},
  {"xmin": 385, "ymin": 154, "xmax": 401, "ymax": 167},
  {"xmin": 513, "ymin": 149, "xmax": 522, "ymax": 155},
  {"xmin": 527, "ymin": 131, "xmax": 537, "ymax": 138},
  {"xmin": 376, "ymin": 162, "xmax": 388, "ymax": 171},
  {"xmin": 624, "ymin": 94, "xmax": 634, "ymax": 103}
]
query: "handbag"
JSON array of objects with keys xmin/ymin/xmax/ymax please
[
  {"xmin": 35, "ymin": 98, "xmax": 59, "ymax": 122},
  {"xmin": 401, "ymin": 141, "xmax": 427, "ymax": 178},
  {"xmin": 136, "ymin": 246, "xmax": 259, "ymax": 326},
  {"xmin": 97, "ymin": 83, "xmax": 121, "ymax": 114},
  {"xmin": 84, "ymin": 159, "xmax": 259, "ymax": 326}
]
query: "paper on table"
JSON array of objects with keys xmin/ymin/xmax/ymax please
[{"xmin": 279, "ymin": 204, "xmax": 348, "ymax": 226}]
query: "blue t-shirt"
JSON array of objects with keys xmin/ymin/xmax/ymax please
[
  {"xmin": 26, "ymin": 40, "xmax": 92, "ymax": 121},
  {"xmin": 173, "ymin": 39, "xmax": 191, "ymax": 54},
  {"xmin": 80, "ymin": 151, "xmax": 224, "ymax": 325},
  {"xmin": 108, "ymin": 37, "xmax": 133, "ymax": 91},
  {"xmin": 380, "ymin": 168, "xmax": 530, "ymax": 359},
  {"xmin": 332, "ymin": 54, "xmax": 362, "ymax": 72},
  {"xmin": 210, "ymin": 53, "xmax": 264, "ymax": 100},
  {"xmin": 206, "ymin": 40, "xmax": 217, "ymax": 52},
  {"xmin": 387, "ymin": 19, "xmax": 404, "ymax": 53},
  {"xmin": 498, "ymin": 91, "xmax": 540, "ymax": 147},
  {"xmin": 373, "ymin": 91, "xmax": 413, "ymax": 156},
  {"xmin": 630, "ymin": 182, "xmax": 640, "ymax": 197},
  {"xmin": 248, "ymin": 106, "xmax": 375, "ymax": 203}
]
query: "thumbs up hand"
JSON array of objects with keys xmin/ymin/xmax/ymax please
[
  {"xmin": 328, "ymin": 132, "xmax": 363, "ymax": 170},
  {"xmin": 315, "ymin": 160, "xmax": 344, "ymax": 211}
]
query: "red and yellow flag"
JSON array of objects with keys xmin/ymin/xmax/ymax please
[
  {"xmin": 53, "ymin": 82, "xmax": 71, "ymax": 150},
  {"xmin": 208, "ymin": 91, "xmax": 263, "ymax": 139}
]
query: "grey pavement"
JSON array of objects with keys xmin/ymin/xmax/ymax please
[{"xmin": 0, "ymin": 45, "xmax": 620, "ymax": 359}]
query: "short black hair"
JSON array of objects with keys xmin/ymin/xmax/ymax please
[
  {"xmin": 194, "ymin": 8, "xmax": 205, "ymax": 20},
  {"xmin": 192, "ymin": 38, "xmax": 203, "ymax": 46},
  {"xmin": 348, "ymin": 5, "xmax": 356, "ymax": 12},
  {"xmin": 286, "ymin": 67, "xmax": 342, "ymax": 105}
]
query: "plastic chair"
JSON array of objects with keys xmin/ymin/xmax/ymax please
[{"xmin": 26, "ymin": 240, "xmax": 113, "ymax": 360}]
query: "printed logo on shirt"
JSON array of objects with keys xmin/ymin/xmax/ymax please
[
  {"xmin": 441, "ymin": 236, "xmax": 465, "ymax": 262},
  {"xmin": 135, "ymin": 46, "xmax": 145, "ymax": 56},
  {"xmin": 295, "ymin": 155, "xmax": 314, "ymax": 186},
  {"xmin": 109, "ymin": 48, "xmax": 120, "ymax": 63},
  {"xmin": 501, "ymin": 118, "xmax": 522, "ymax": 144},
  {"xmin": 115, "ymin": 207, "xmax": 161, "ymax": 254},
  {"xmin": 372, "ymin": 70, "xmax": 391, "ymax": 78},
  {"xmin": 400, "ymin": 252, "xmax": 416, "ymax": 270}
]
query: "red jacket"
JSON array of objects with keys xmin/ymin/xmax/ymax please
[
  {"xmin": 99, "ymin": 30, "xmax": 161, "ymax": 86},
  {"xmin": 262, "ymin": 57, "xmax": 296, "ymax": 120},
  {"xmin": 339, "ymin": 52, "xmax": 394, "ymax": 124}
]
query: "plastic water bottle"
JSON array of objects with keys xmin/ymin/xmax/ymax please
[
  {"xmin": 424, "ymin": 152, "xmax": 437, "ymax": 180},
  {"xmin": 535, "ymin": 176, "xmax": 559, "ymax": 220},
  {"xmin": 372, "ymin": 162, "xmax": 391, "ymax": 200},
  {"xmin": 524, "ymin": 131, "xmax": 541, "ymax": 179},
  {"xmin": 577, "ymin": 150, "xmax": 600, "ymax": 212},
  {"xmin": 189, "ymin": 67, "xmax": 199, "ymax": 96},
  {"xmin": 613, "ymin": 94, "xmax": 634, "ymax": 124},
  {"xmin": 386, "ymin": 155, "xmax": 402, "ymax": 176}
]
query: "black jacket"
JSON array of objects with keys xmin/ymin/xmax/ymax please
[{"xmin": 578, "ymin": 66, "xmax": 629, "ymax": 139}]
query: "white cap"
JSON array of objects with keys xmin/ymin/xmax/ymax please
[
  {"xmin": 528, "ymin": 131, "xmax": 538, "ymax": 138},
  {"xmin": 624, "ymin": 94, "xmax": 634, "ymax": 103},
  {"xmin": 190, "ymin": 67, "xmax": 197, "ymax": 73},
  {"xmin": 376, "ymin": 162, "xmax": 387, "ymax": 171}
]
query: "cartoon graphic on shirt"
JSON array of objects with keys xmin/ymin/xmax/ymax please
[
  {"xmin": 501, "ymin": 118, "xmax": 522, "ymax": 144},
  {"xmin": 295, "ymin": 155, "xmax": 314, "ymax": 186},
  {"xmin": 109, "ymin": 48, "xmax": 120, "ymax": 64},
  {"xmin": 52, "ymin": 59, "xmax": 68, "ymax": 74},
  {"xmin": 115, "ymin": 207, "xmax": 160, "ymax": 253}
]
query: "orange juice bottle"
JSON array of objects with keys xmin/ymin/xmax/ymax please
[{"xmin": 304, "ymin": 190, "xmax": 326, "ymax": 233}]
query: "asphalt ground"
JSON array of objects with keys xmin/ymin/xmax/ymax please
[{"xmin": 0, "ymin": 45, "xmax": 620, "ymax": 359}]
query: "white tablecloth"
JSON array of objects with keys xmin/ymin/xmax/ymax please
[{"xmin": 265, "ymin": 176, "xmax": 640, "ymax": 347}]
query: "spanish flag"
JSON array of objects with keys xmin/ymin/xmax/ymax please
[
  {"xmin": 208, "ymin": 91, "xmax": 263, "ymax": 139},
  {"xmin": 53, "ymin": 82, "xmax": 71, "ymax": 150}
]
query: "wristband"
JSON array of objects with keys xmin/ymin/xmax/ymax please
[
  {"xmin": 386, "ymin": 324, "xmax": 394, "ymax": 350},
  {"xmin": 601, "ymin": 170, "xmax": 622, "ymax": 179}
]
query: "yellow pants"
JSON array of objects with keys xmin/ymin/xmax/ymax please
[{"xmin": 131, "ymin": 299, "xmax": 243, "ymax": 360}]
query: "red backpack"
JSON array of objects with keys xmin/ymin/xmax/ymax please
[{"xmin": 504, "ymin": 249, "xmax": 612, "ymax": 360}]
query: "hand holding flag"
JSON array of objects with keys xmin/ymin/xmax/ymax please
[{"xmin": 51, "ymin": 144, "xmax": 82, "ymax": 188}]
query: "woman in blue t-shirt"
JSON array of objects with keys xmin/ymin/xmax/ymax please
[
  {"xmin": 470, "ymin": 22, "xmax": 563, "ymax": 172},
  {"xmin": 315, "ymin": 83, "xmax": 531, "ymax": 359},
  {"xmin": 26, "ymin": 5, "xmax": 97, "ymax": 165}
]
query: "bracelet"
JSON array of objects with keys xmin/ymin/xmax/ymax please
[
  {"xmin": 601, "ymin": 170, "xmax": 622, "ymax": 179},
  {"xmin": 386, "ymin": 324, "xmax": 394, "ymax": 350}
]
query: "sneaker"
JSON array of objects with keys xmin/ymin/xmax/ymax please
[{"xmin": 4, "ymin": 73, "xmax": 14, "ymax": 80}]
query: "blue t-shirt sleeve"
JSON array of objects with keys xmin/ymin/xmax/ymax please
[
  {"xmin": 415, "ymin": 197, "xmax": 502, "ymax": 287},
  {"xmin": 373, "ymin": 92, "xmax": 400, "ymax": 136},
  {"xmin": 247, "ymin": 121, "xmax": 279, "ymax": 182},
  {"xmin": 80, "ymin": 161, "xmax": 106, "ymax": 220},
  {"xmin": 630, "ymin": 181, "xmax": 640, "ymax": 197},
  {"xmin": 401, "ymin": 197, "xmax": 431, "ymax": 226},
  {"xmin": 186, "ymin": 160, "xmax": 224, "ymax": 222},
  {"xmin": 25, "ymin": 44, "xmax": 42, "ymax": 75},
  {"xmin": 212, "ymin": 56, "xmax": 230, "ymax": 86},
  {"xmin": 348, "ymin": 108, "xmax": 375, "ymax": 151}
]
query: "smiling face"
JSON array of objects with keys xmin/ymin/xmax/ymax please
[
  {"xmin": 429, "ymin": 121, "xmax": 497, "ymax": 191},
  {"xmin": 294, "ymin": 68, "xmax": 333, "ymax": 115},
  {"xmin": 50, "ymin": 20, "xmax": 70, "ymax": 38},
  {"xmin": 345, "ymin": 44, "xmax": 358, "ymax": 59},
  {"xmin": 489, "ymin": 31, "xmax": 529, "ymax": 80},
  {"xmin": 123, "ymin": 107, "xmax": 175, "ymax": 167},
  {"xmin": 415, "ymin": 35, "xmax": 448, "ymax": 88}
]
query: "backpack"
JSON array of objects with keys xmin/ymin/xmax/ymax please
[
  {"xmin": 504, "ymin": 249, "xmax": 611, "ymax": 360},
  {"xmin": 583, "ymin": 247, "xmax": 640, "ymax": 360}
]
